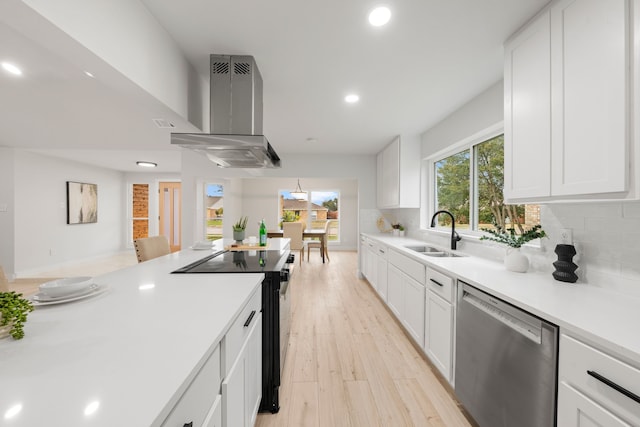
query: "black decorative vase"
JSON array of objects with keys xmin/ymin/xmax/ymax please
[{"xmin": 552, "ymin": 244, "xmax": 578, "ymax": 283}]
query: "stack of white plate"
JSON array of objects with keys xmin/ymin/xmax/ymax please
[{"xmin": 33, "ymin": 277, "xmax": 106, "ymax": 306}]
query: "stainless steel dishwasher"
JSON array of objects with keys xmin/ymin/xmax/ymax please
[{"xmin": 455, "ymin": 281, "xmax": 558, "ymax": 427}]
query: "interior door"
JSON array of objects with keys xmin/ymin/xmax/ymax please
[{"xmin": 159, "ymin": 182, "xmax": 181, "ymax": 252}]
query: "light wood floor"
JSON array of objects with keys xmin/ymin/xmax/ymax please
[{"xmin": 257, "ymin": 251, "xmax": 473, "ymax": 427}]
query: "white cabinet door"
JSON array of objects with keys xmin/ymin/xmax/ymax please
[
  {"xmin": 245, "ymin": 313, "xmax": 262, "ymax": 427},
  {"xmin": 387, "ymin": 264, "xmax": 404, "ymax": 319},
  {"xmin": 222, "ymin": 312, "xmax": 262, "ymax": 427},
  {"xmin": 382, "ymin": 138, "xmax": 400, "ymax": 207},
  {"xmin": 376, "ymin": 255, "xmax": 388, "ymax": 302},
  {"xmin": 425, "ymin": 291, "xmax": 453, "ymax": 383},
  {"xmin": 376, "ymin": 136, "xmax": 420, "ymax": 208},
  {"xmin": 403, "ymin": 276, "xmax": 425, "ymax": 347},
  {"xmin": 203, "ymin": 395, "xmax": 222, "ymax": 427},
  {"xmin": 558, "ymin": 382, "xmax": 632, "ymax": 427},
  {"xmin": 551, "ymin": 0, "xmax": 628, "ymax": 196},
  {"xmin": 504, "ymin": 0, "xmax": 631, "ymax": 202},
  {"xmin": 504, "ymin": 9, "xmax": 551, "ymax": 200}
]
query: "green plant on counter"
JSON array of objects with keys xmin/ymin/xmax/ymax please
[
  {"xmin": 232, "ymin": 216, "xmax": 248, "ymax": 232},
  {"xmin": 480, "ymin": 224, "xmax": 546, "ymax": 248},
  {"xmin": 0, "ymin": 291, "xmax": 34, "ymax": 339}
]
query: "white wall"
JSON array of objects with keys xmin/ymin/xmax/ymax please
[
  {"xmin": 421, "ymin": 81, "xmax": 504, "ymax": 157},
  {"xmin": 13, "ymin": 151, "xmax": 125, "ymax": 275},
  {"xmin": 179, "ymin": 150, "xmax": 376, "ymax": 248},
  {"xmin": 0, "ymin": 148, "xmax": 16, "ymax": 278}
]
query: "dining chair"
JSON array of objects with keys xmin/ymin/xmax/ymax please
[
  {"xmin": 307, "ymin": 220, "xmax": 331, "ymax": 262},
  {"xmin": 0, "ymin": 266, "xmax": 9, "ymax": 292},
  {"xmin": 134, "ymin": 235, "xmax": 172, "ymax": 263},
  {"xmin": 283, "ymin": 222, "xmax": 306, "ymax": 265}
]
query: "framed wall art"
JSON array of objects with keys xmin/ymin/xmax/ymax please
[{"xmin": 66, "ymin": 181, "xmax": 98, "ymax": 224}]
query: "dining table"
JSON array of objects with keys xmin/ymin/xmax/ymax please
[{"xmin": 267, "ymin": 229, "xmax": 328, "ymax": 263}]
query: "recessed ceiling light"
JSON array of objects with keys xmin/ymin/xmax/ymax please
[
  {"xmin": 345, "ymin": 94, "xmax": 360, "ymax": 104},
  {"xmin": 1, "ymin": 62, "xmax": 22, "ymax": 76},
  {"xmin": 84, "ymin": 71, "xmax": 95, "ymax": 78},
  {"xmin": 136, "ymin": 161, "xmax": 157, "ymax": 168},
  {"xmin": 369, "ymin": 6, "xmax": 391, "ymax": 26}
]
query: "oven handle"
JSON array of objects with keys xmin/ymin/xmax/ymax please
[{"xmin": 280, "ymin": 280, "xmax": 289, "ymax": 297}]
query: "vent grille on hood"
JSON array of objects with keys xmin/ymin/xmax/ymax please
[{"xmin": 170, "ymin": 54, "xmax": 280, "ymax": 168}]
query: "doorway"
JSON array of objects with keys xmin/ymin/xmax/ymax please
[{"xmin": 159, "ymin": 182, "xmax": 181, "ymax": 251}]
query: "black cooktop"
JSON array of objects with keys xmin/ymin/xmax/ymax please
[{"xmin": 172, "ymin": 249, "xmax": 290, "ymax": 274}]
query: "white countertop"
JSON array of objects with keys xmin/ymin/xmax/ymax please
[
  {"xmin": 362, "ymin": 233, "xmax": 640, "ymax": 368},
  {"xmin": 0, "ymin": 245, "xmax": 265, "ymax": 426}
]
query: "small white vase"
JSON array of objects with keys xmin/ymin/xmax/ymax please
[
  {"xmin": 392, "ymin": 229, "xmax": 400, "ymax": 236},
  {"xmin": 504, "ymin": 247, "xmax": 529, "ymax": 273}
]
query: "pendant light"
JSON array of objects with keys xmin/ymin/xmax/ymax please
[{"xmin": 290, "ymin": 179, "xmax": 308, "ymax": 200}]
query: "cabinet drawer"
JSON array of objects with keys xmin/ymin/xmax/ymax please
[
  {"xmin": 388, "ymin": 249, "xmax": 425, "ymax": 283},
  {"xmin": 426, "ymin": 268, "xmax": 454, "ymax": 302},
  {"xmin": 162, "ymin": 345, "xmax": 221, "ymax": 427},
  {"xmin": 223, "ymin": 286, "xmax": 262, "ymax": 376},
  {"xmin": 560, "ymin": 334, "xmax": 640, "ymax": 424}
]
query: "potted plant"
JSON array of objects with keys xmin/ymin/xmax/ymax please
[
  {"xmin": 233, "ymin": 216, "xmax": 248, "ymax": 243},
  {"xmin": 0, "ymin": 291, "xmax": 34, "ymax": 340},
  {"xmin": 391, "ymin": 222, "xmax": 402, "ymax": 236},
  {"xmin": 480, "ymin": 224, "xmax": 546, "ymax": 273},
  {"xmin": 398, "ymin": 225, "xmax": 406, "ymax": 237}
]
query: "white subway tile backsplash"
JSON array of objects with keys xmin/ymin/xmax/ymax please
[
  {"xmin": 365, "ymin": 200, "xmax": 640, "ymax": 297},
  {"xmin": 623, "ymin": 202, "xmax": 640, "ymax": 218},
  {"xmin": 539, "ymin": 201, "xmax": 640, "ymax": 296}
]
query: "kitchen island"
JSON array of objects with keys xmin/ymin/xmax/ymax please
[{"xmin": 0, "ymin": 246, "xmax": 264, "ymax": 426}]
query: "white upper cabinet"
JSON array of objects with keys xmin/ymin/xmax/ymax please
[
  {"xmin": 377, "ymin": 135, "xmax": 420, "ymax": 208},
  {"xmin": 504, "ymin": 9, "xmax": 552, "ymax": 200},
  {"xmin": 504, "ymin": 0, "xmax": 634, "ymax": 202}
]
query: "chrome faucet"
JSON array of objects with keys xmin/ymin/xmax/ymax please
[{"xmin": 430, "ymin": 210, "xmax": 462, "ymax": 250}]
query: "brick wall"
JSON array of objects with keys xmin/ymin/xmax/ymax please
[{"xmin": 132, "ymin": 184, "xmax": 149, "ymax": 239}]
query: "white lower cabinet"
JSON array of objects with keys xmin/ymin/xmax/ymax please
[
  {"xmin": 558, "ymin": 383, "xmax": 630, "ymax": 426},
  {"xmin": 203, "ymin": 395, "xmax": 222, "ymax": 427},
  {"xmin": 386, "ymin": 264, "xmax": 404, "ymax": 319},
  {"xmin": 425, "ymin": 291, "xmax": 453, "ymax": 382},
  {"xmin": 162, "ymin": 284, "xmax": 262, "ymax": 427},
  {"xmin": 557, "ymin": 334, "xmax": 640, "ymax": 426},
  {"xmin": 387, "ymin": 250, "xmax": 426, "ymax": 348},
  {"xmin": 424, "ymin": 267, "xmax": 455, "ymax": 383},
  {"xmin": 376, "ymin": 249, "xmax": 388, "ymax": 302},
  {"xmin": 403, "ymin": 275, "xmax": 425, "ymax": 347},
  {"xmin": 222, "ymin": 310, "xmax": 263, "ymax": 427},
  {"xmin": 161, "ymin": 345, "xmax": 221, "ymax": 427}
]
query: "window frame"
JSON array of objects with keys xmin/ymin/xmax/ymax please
[
  {"xmin": 421, "ymin": 122, "xmax": 504, "ymax": 239},
  {"xmin": 277, "ymin": 189, "xmax": 341, "ymax": 243}
]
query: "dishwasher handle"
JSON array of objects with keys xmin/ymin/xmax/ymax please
[{"xmin": 461, "ymin": 287, "xmax": 542, "ymax": 344}]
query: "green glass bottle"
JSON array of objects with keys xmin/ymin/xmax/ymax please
[{"xmin": 259, "ymin": 219, "xmax": 267, "ymax": 246}]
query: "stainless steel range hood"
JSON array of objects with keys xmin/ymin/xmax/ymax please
[{"xmin": 171, "ymin": 55, "xmax": 281, "ymax": 168}]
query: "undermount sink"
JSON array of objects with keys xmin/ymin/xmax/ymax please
[{"xmin": 404, "ymin": 245, "xmax": 464, "ymax": 258}]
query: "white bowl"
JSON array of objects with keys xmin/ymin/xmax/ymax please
[{"xmin": 39, "ymin": 276, "xmax": 93, "ymax": 297}]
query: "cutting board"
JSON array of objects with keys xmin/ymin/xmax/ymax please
[{"xmin": 224, "ymin": 242, "xmax": 269, "ymax": 251}]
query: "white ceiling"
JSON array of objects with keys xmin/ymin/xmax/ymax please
[{"xmin": 0, "ymin": 0, "xmax": 549, "ymax": 173}]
